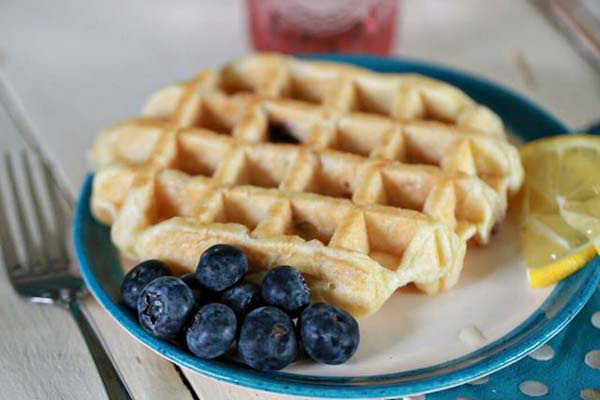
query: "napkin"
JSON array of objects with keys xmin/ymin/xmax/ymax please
[{"xmin": 423, "ymin": 283, "xmax": 600, "ymax": 400}]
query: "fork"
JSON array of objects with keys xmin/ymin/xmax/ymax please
[{"xmin": 0, "ymin": 151, "xmax": 133, "ymax": 400}]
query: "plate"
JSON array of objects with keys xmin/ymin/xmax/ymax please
[{"xmin": 73, "ymin": 54, "xmax": 600, "ymax": 398}]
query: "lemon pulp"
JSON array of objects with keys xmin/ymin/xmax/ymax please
[{"xmin": 518, "ymin": 134, "xmax": 600, "ymax": 287}]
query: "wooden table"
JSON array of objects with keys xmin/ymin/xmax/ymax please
[{"xmin": 1, "ymin": 1, "xmax": 598, "ymax": 399}]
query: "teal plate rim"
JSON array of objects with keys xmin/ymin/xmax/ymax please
[{"xmin": 73, "ymin": 54, "xmax": 600, "ymax": 398}]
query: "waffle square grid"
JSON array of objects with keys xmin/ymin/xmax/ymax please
[{"xmin": 90, "ymin": 54, "xmax": 524, "ymax": 316}]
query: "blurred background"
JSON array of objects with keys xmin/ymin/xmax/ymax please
[{"xmin": 1, "ymin": 0, "xmax": 599, "ymax": 191}]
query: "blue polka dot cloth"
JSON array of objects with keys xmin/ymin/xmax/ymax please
[{"xmin": 402, "ymin": 285, "xmax": 600, "ymax": 400}]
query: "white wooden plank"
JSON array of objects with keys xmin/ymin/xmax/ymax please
[
  {"xmin": 400, "ymin": 0, "xmax": 600, "ymax": 129},
  {"xmin": 0, "ymin": 291, "xmax": 105, "ymax": 400},
  {"xmin": 0, "ymin": 106, "xmax": 107, "ymax": 400},
  {"xmin": 184, "ymin": 371, "xmax": 317, "ymax": 400},
  {"xmin": 0, "ymin": 95, "xmax": 192, "ymax": 400},
  {"xmin": 83, "ymin": 298, "xmax": 196, "ymax": 400}
]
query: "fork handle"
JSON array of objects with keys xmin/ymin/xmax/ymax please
[{"xmin": 68, "ymin": 300, "xmax": 133, "ymax": 400}]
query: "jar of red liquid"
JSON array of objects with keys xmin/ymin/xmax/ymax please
[{"xmin": 246, "ymin": 0, "xmax": 398, "ymax": 55}]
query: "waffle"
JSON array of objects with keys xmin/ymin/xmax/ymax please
[
  {"xmin": 90, "ymin": 54, "xmax": 524, "ymax": 316},
  {"xmin": 137, "ymin": 55, "xmax": 523, "ymax": 198},
  {"xmin": 93, "ymin": 120, "xmax": 503, "ymax": 244},
  {"xmin": 100, "ymin": 166, "xmax": 464, "ymax": 316},
  {"xmin": 217, "ymin": 54, "xmax": 507, "ymax": 138}
]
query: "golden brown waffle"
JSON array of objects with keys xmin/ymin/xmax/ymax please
[
  {"xmin": 216, "ymin": 54, "xmax": 507, "ymax": 137},
  {"xmin": 138, "ymin": 55, "xmax": 523, "ymax": 198},
  {"xmin": 93, "ymin": 121, "xmax": 503, "ymax": 244},
  {"xmin": 90, "ymin": 54, "xmax": 524, "ymax": 316},
  {"xmin": 101, "ymin": 166, "xmax": 464, "ymax": 316}
]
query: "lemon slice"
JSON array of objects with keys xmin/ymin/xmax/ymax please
[{"xmin": 519, "ymin": 134, "xmax": 600, "ymax": 287}]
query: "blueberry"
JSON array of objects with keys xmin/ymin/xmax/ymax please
[
  {"xmin": 219, "ymin": 281, "xmax": 261, "ymax": 317},
  {"xmin": 299, "ymin": 303, "xmax": 359, "ymax": 365},
  {"xmin": 180, "ymin": 273, "xmax": 207, "ymax": 305},
  {"xmin": 120, "ymin": 259, "xmax": 171, "ymax": 309},
  {"xmin": 238, "ymin": 306, "xmax": 297, "ymax": 371},
  {"xmin": 196, "ymin": 244, "xmax": 248, "ymax": 291},
  {"xmin": 137, "ymin": 276, "xmax": 196, "ymax": 339},
  {"xmin": 186, "ymin": 303, "xmax": 237, "ymax": 359},
  {"xmin": 180, "ymin": 273, "xmax": 202, "ymax": 290},
  {"xmin": 261, "ymin": 266, "xmax": 310, "ymax": 317}
]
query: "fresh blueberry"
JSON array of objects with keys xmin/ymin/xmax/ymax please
[
  {"xmin": 137, "ymin": 276, "xmax": 196, "ymax": 339},
  {"xmin": 186, "ymin": 303, "xmax": 237, "ymax": 359},
  {"xmin": 180, "ymin": 273, "xmax": 202, "ymax": 290},
  {"xmin": 219, "ymin": 281, "xmax": 261, "ymax": 317},
  {"xmin": 120, "ymin": 259, "xmax": 171, "ymax": 309},
  {"xmin": 196, "ymin": 244, "xmax": 248, "ymax": 291},
  {"xmin": 299, "ymin": 303, "xmax": 359, "ymax": 365},
  {"xmin": 260, "ymin": 266, "xmax": 310, "ymax": 317},
  {"xmin": 180, "ymin": 273, "xmax": 207, "ymax": 305},
  {"xmin": 238, "ymin": 306, "xmax": 297, "ymax": 371}
]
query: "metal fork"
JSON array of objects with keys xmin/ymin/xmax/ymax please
[{"xmin": 0, "ymin": 151, "xmax": 132, "ymax": 400}]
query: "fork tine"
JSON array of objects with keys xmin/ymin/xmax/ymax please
[
  {"xmin": 0, "ymin": 172, "xmax": 20, "ymax": 275},
  {"xmin": 22, "ymin": 151, "xmax": 53, "ymax": 264},
  {"xmin": 40, "ymin": 159, "xmax": 69, "ymax": 265},
  {"xmin": 4, "ymin": 152, "xmax": 38, "ymax": 267}
]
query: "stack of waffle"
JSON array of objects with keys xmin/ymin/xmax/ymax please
[{"xmin": 90, "ymin": 54, "xmax": 523, "ymax": 316}]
